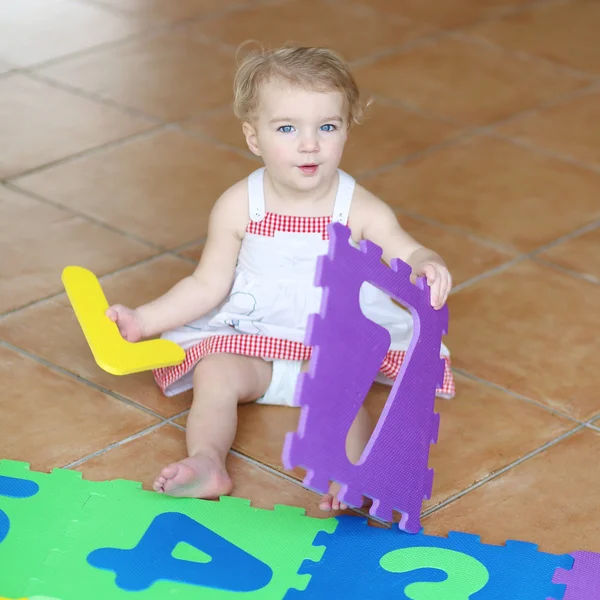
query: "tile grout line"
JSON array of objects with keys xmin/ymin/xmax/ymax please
[
  {"xmin": 0, "ymin": 253, "xmax": 172, "ymax": 322},
  {"xmin": 343, "ymin": 0, "xmax": 589, "ymax": 81},
  {"xmin": 421, "ymin": 423, "xmax": 586, "ymax": 518},
  {"xmin": 19, "ymin": 70, "xmax": 164, "ymax": 123},
  {"xmin": 226, "ymin": 448, "xmax": 386, "ymax": 524},
  {"xmin": 16, "ymin": 22, "xmax": 177, "ymax": 74},
  {"xmin": 173, "ymin": 123, "xmax": 261, "ymax": 164},
  {"xmin": 2, "ymin": 121, "xmax": 167, "ymax": 184},
  {"xmin": 61, "ymin": 420, "xmax": 171, "ymax": 470},
  {"xmin": 0, "ymin": 339, "xmax": 167, "ymax": 422},
  {"xmin": 488, "ymin": 130, "xmax": 600, "ymax": 177},
  {"xmin": 450, "ymin": 367, "xmax": 585, "ymax": 425},
  {"xmin": 391, "ymin": 207, "xmax": 517, "ymax": 254},
  {"xmin": 13, "ymin": 0, "xmax": 283, "ymax": 76},
  {"xmin": 3, "ymin": 182, "xmax": 165, "ymax": 250},
  {"xmin": 448, "ymin": 29, "xmax": 596, "ymax": 82},
  {"xmin": 531, "ymin": 257, "xmax": 600, "ymax": 286},
  {"xmin": 439, "ymin": 218, "xmax": 600, "ymax": 296},
  {"xmin": 356, "ymin": 81, "xmax": 600, "ymax": 184},
  {"xmin": 448, "ymin": 257, "xmax": 528, "ymax": 295},
  {"xmin": 0, "ymin": 236, "xmax": 205, "ymax": 322},
  {"xmin": 477, "ymin": 80, "xmax": 600, "ymax": 131}
]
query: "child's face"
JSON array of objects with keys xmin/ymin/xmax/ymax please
[{"xmin": 243, "ymin": 79, "xmax": 348, "ymax": 192}]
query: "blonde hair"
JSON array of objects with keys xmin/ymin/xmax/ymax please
[{"xmin": 233, "ymin": 44, "xmax": 367, "ymax": 127}]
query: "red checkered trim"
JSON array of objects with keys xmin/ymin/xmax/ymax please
[
  {"xmin": 246, "ymin": 213, "xmax": 332, "ymax": 238},
  {"xmin": 153, "ymin": 334, "xmax": 455, "ymax": 398}
]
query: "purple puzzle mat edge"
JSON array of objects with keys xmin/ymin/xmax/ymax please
[
  {"xmin": 282, "ymin": 222, "xmax": 448, "ymax": 533},
  {"xmin": 550, "ymin": 551, "xmax": 600, "ymax": 600}
]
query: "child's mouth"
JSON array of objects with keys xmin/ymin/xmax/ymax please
[{"xmin": 298, "ymin": 164, "xmax": 318, "ymax": 175}]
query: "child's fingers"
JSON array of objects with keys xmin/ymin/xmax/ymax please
[
  {"xmin": 430, "ymin": 277, "xmax": 442, "ymax": 308},
  {"xmin": 438, "ymin": 273, "xmax": 451, "ymax": 306},
  {"xmin": 420, "ymin": 263, "xmax": 437, "ymax": 285}
]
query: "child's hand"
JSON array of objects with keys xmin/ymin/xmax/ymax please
[
  {"xmin": 415, "ymin": 261, "xmax": 452, "ymax": 310},
  {"xmin": 106, "ymin": 304, "xmax": 145, "ymax": 342}
]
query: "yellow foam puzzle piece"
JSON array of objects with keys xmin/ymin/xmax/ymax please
[{"xmin": 62, "ymin": 266, "xmax": 185, "ymax": 376}]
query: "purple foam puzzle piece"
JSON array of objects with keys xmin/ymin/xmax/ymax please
[
  {"xmin": 282, "ymin": 222, "xmax": 448, "ymax": 533},
  {"xmin": 550, "ymin": 551, "xmax": 600, "ymax": 600}
]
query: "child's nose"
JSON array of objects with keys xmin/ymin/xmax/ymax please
[{"xmin": 299, "ymin": 134, "xmax": 319, "ymax": 153}]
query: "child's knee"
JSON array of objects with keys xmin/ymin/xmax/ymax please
[{"xmin": 192, "ymin": 354, "xmax": 272, "ymax": 401}]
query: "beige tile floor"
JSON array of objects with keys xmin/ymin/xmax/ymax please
[{"xmin": 1, "ymin": 0, "xmax": 600, "ymax": 554}]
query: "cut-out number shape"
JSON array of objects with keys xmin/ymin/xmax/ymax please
[
  {"xmin": 87, "ymin": 511, "xmax": 273, "ymax": 592},
  {"xmin": 0, "ymin": 475, "xmax": 40, "ymax": 544},
  {"xmin": 283, "ymin": 223, "xmax": 448, "ymax": 533},
  {"xmin": 380, "ymin": 547, "xmax": 489, "ymax": 600},
  {"xmin": 62, "ymin": 266, "xmax": 185, "ymax": 375}
]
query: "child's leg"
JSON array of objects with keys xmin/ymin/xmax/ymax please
[
  {"xmin": 153, "ymin": 353, "xmax": 272, "ymax": 498},
  {"xmin": 319, "ymin": 406, "xmax": 373, "ymax": 511}
]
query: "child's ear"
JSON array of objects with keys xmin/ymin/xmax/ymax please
[{"xmin": 242, "ymin": 121, "xmax": 261, "ymax": 156}]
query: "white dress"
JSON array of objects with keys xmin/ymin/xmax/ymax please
[{"xmin": 154, "ymin": 168, "xmax": 454, "ymax": 405}]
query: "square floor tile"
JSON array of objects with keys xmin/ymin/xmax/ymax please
[
  {"xmin": 229, "ymin": 376, "xmax": 575, "ymax": 509},
  {"xmin": 0, "ymin": 0, "xmax": 144, "ymax": 67},
  {"xmin": 469, "ymin": 0, "xmax": 600, "ymax": 76},
  {"xmin": 0, "ymin": 185, "xmax": 156, "ymax": 314},
  {"xmin": 37, "ymin": 30, "xmax": 237, "ymax": 120},
  {"xmin": 352, "ymin": 0, "xmax": 535, "ymax": 28},
  {"xmin": 424, "ymin": 427, "xmax": 600, "ymax": 554},
  {"xmin": 0, "ymin": 345, "xmax": 158, "ymax": 471},
  {"xmin": 425, "ymin": 374, "xmax": 575, "ymax": 508},
  {"xmin": 187, "ymin": 0, "xmax": 433, "ymax": 63},
  {"xmin": 90, "ymin": 0, "xmax": 256, "ymax": 24},
  {"xmin": 352, "ymin": 36, "xmax": 590, "ymax": 126},
  {"xmin": 537, "ymin": 227, "xmax": 600, "ymax": 283},
  {"xmin": 0, "ymin": 74, "xmax": 154, "ymax": 179},
  {"xmin": 0, "ymin": 256, "xmax": 195, "ymax": 418},
  {"xmin": 495, "ymin": 88, "xmax": 600, "ymax": 168},
  {"xmin": 75, "ymin": 424, "xmax": 329, "ymax": 516},
  {"xmin": 12, "ymin": 129, "xmax": 257, "ymax": 248},
  {"xmin": 447, "ymin": 260, "xmax": 600, "ymax": 420},
  {"xmin": 184, "ymin": 101, "xmax": 463, "ymax": 177},
  {"xmin": 361, "ymin": 135, "xmax": 600, "ymax": 253}
]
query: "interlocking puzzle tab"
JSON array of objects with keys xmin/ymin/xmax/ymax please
[
  {"xmin": 283, "ymin": 222, "xmax": 448, "ymax": 533},
  {"xmin": 552, "ymin": 551, "xmax": 600, "ymax": 599}
]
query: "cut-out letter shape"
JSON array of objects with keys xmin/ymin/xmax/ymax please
[
  {"xmin": 282, "ymin": 222, "xmax": 448, "ymax": 532},
  {"xmin": 87, "ymin": 511, "xmax": 273, "ymax": 592},
  {"xmin": 62, "ymin": 266, "xmax": 185, "ymax": 375},
  {"xmin": 380, "ymin": 547, "xmax": 489, "ymax": 600}
]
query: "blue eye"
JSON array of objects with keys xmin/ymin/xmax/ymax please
[
  {"xmin": 278, "ymin": 125, "xmax": 294, "ymax": 133},
  {"xmin": 320, "ymin": 124, "xmax": 337, "ymax": 132}
]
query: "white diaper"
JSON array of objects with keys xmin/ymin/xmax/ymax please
[{"xmin": 256, "ymin": 359, "xmax": 303, "ymax": 407}]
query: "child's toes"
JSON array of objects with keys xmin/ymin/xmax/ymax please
[{"xmin": 319, "ymin": 493, "xmax": 334, "ymax": 511}]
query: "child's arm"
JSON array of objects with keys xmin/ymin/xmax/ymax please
[
  {"xmin": 107, "ymin": 181, "xmax": 248, "ymax": 341},
  {"xmin": 350, "ymin": 185, "xmax": 452, "ymax": 310}
]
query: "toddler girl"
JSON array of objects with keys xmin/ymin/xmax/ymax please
[{"xmin": 107, "ymin": 46, "xmax": 455, "ymax": 512}]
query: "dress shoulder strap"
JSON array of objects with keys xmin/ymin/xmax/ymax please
[
  {"xmin": 247, "ymin": 167, "xmax": 266, "ymax": 222},
  {"xmin": 331, "ymin": 169, "xmax": 356, "ymax": 225}
]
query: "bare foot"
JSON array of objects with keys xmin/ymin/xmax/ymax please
[{"xmin": 153, "ymin": 454, "xmax": 232, "ymax": 498}]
